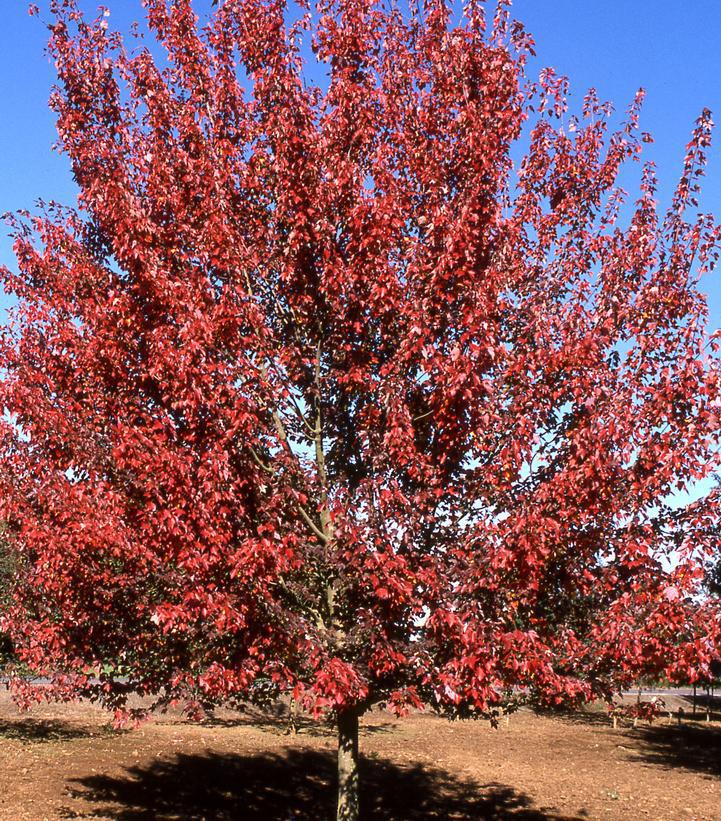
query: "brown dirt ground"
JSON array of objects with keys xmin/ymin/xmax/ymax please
[{"xmin": 0, "ymin": 690, "xmax": 719, "ymax": 820}]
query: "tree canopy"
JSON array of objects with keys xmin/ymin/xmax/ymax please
[{"xmin": 1, "ymin": 1, "xmax": 720, "ymax": 817}]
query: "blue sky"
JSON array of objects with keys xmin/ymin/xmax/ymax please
[{"xmin": 1, "ymin": 0, "xmax": 721, "ymax": 325}]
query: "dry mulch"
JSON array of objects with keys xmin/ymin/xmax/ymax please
[{"xmin": 0, "ymin": 690, "xmax": 719, "ymax": 820}]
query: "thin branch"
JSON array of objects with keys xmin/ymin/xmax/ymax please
[
  {"xmin": 297, "ymin": 504, "xmax": 329, "ymax": 544},
  {"xmin": 248, "ymin": 445, "xmax": 274, "ymax": 474}
]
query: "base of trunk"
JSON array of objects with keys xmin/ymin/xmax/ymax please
[{"xmin": 336, "ymin": 708, "xmax": 360, "ymax": 821}]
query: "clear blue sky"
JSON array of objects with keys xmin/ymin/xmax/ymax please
[{"xmin": 1, "ymin": 0, "xmax": 721, "ymax": 326}]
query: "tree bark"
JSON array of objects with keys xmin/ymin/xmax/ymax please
[{"xmin": 336, "ymin": 708, "xmax": 360, "ymax": 821}]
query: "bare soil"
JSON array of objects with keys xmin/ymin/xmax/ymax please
[{"xmin": 0, "ymin": 689, "xmax": 719, "ymax": 820}]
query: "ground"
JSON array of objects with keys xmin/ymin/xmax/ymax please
[{"xmin": 0, "ymin": 689, "xmax": 719, "ymax": 820}]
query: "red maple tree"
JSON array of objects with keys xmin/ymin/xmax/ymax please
[{"xmin": 2, "ymin": 1, "xmax": 721, "ymax": 817}]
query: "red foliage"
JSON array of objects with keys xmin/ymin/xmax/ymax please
[
  {"xmin": 609, "ymin": 698, "xmax": 665, "ymax": 725},
  {"xmin": 1, "ymin": 0, "xmax": 720, "ymax": 725}
]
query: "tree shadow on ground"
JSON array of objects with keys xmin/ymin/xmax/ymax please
[
  {"xmin": 0, "ymin": 717, "xmax": 95, "ymax": 742},
  {"xmin": 200, "ymin": 705, "xmax": 395, "ymax": 739},
  {"xmin": 532, "ymin": 707, "xmax": 611, "ymax": 728},
  {"xmin": 61, "ymin": 748, "xmax": 583, "ymax": 820},
  {"xmin": 199, "ymin": 710, "xmax": 333, "ymax": 738},
  {"xmin": 631, "ymin": 721, "xmax": 721, "ymax": 779},
  {"xmin": 676, "ymin": 693, "xmax": 721, "ymax": 722}
]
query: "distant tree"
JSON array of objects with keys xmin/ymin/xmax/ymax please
[{"xmin": 2, "ymin": 1, "xmax": 721, "ymax": 817}]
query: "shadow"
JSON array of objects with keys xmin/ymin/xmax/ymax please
[
  {"xmin": 200, "ymin": 705, "xmax": 395, "ymax": 739},
  {"xmin": 632, "ymin": 721, "xmax": 721, "ymax": 779},
  {"xmin": 0, "ymin": 717, "xmax": 95, "ymax": 743},
  {"xmin": 199, "ymin": 707, "xmax": 334, "ymax": 738},
  {"xmin": 532, "ymin": 707, "xmax": 611, "ymax": 728},
  {"xmin": 61, "ymin": 748, "xmax": 582, "ymax": 820},
  {"xmin": 675, "ymin": 693, "xmax": 721, "ymax": 723}
]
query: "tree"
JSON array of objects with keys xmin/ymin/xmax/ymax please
[{"xmin": 1, "ymin": 0, "xmax": 721, "ymax": 817}]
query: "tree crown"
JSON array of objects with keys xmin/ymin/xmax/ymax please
[{"xmin": 1, "ymin": 0, "xmax": 720, "ymax": 721}]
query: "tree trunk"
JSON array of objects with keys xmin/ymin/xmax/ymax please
[{"xmin": 336, "ymin": 708, "xmax": 360, "ymax": 821}]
